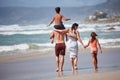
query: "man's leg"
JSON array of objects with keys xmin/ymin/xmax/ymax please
[
  {"xmin": 56, "ymin": 56, "xmax": 59, "ymax": 72},
  {"xmin": 60, "ymin": 55, "xmax": 64, "ymax": 71}
]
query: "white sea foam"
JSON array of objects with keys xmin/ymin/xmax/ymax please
[
  {"xmin": 0, "ymin": 30, "xmax": 52, "ymax": 35},
  {"xmin": 0, "ymin": 44, "xmax": 29, "ymax": 52},
  {"xmin": 79, "ymin": 22, "xmax": 120, "ymax": 27},
  {"xmin": 0, "ymin": 37, "xmax": 120, "ymax": 53},
  {"xmin": 78, "ymin": 28, "xmax": 95, "ymax": 32},
  {"xmin": 83, "ymin": 38, "xmax": 120, "ymax": 44},
  {"xmin": 0, "ymin": 24, "xmax": 49, "ymax": 31}
]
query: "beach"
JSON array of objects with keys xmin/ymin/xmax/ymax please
[
  {"xmin": 0, "ymin": 48, "xmax": 120, "ymax": 80},
  {"xmin": 53, "ymin": 70, "xmax": 120, "ymax": 80},
  {"xmin": 0, "ymin": 22, "xmax": 120, "ymax": 80}
]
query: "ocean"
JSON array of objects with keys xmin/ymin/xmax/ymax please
[{"xmin": 0, "ymin": 22, "xmax": 120, "ymax": 56}]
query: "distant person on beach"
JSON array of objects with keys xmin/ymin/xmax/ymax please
[
  {"xmin": 55, "ymin": 23, "xmax": 84, "ymax": 74},
  {"xmin": 84, "ymin": 32, "xmax": 102, "ymax": 72},
  {"xmin": 48, "ymin": 7, "xmax": 71, "ymax": 29},
  {"xmin": 50, "ymin": 29, "xmax": 68, "ymax": 72}
]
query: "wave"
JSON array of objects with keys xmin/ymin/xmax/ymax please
[
  {"xmin": 0, "ymin": 38, "xmax": 120, "ymax": 52},
  {"xmin": 0, "ymin": 43, "xmax": 54, "ymax": 52},
  {"xmin": 79, "ymin": 22, "xmax": 120, "ymax": 27},
  {"xmin": 0, "ymin": 44, "xmax": 29, "ymax": 52},
  {"xmin": 0, "ymin": 30, "xmax": 52, "ymax": 35},
  {"xmin": 0, "ymin": 22, "xmax": 120, "ymax": 35},
  {"xmin": 0, "ymin": 24, "xmax": 49, "ymax": 31},
  {"xmin": 83, "ymin": 38, "xmax": 120, "ymax": 44}
]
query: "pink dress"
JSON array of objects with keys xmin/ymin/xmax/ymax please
[{"xmin": 90, "ymin": 39, "xmax": 98, "ymax": 54}]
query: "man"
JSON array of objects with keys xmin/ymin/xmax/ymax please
[{"xmin": 50, "ymin": 29, "xmax": 68, "ymax": 72}]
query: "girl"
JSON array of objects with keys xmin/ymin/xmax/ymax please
[{"xmin": 85, "ymin": 32, "xmax": 102, "ymax": 72}]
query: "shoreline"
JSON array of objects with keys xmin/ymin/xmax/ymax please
[{"xmin": 0, "ymin": 47, "xmax": 120, "ymax": 62}]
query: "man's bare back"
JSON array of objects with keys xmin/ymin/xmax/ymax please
[{"xmin": 50, "ymin": 30, "xmax": 65, "ymax": 43}]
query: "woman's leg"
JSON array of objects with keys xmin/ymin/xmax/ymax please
[
  {"xmin": 70, "ymin": 58, "xmax": 75, "ymax": 75},
  {"xmin": 74, "ymin": 57, "xmax": 78, "ymax": 70}
]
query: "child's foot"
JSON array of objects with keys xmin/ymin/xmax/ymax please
[{"xmin": 94, "ymin": 67, "xmax": 98, "ymax": 73}]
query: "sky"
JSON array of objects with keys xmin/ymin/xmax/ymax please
[{"xmin": 0, "ymin": 0, "xmax": 107, "ymax": 7}]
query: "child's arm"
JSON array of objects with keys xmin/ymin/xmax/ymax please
[
  {"xmin": 48, "ymin": 17, "xmax": 55, "ymax": 27},
  {"xmin": 97, "ymin": 40, "xmax": 102, "ymax": 53},
  {"xmin": 62, "ymin": 15, "xmax": 71, "ymax": 21}
]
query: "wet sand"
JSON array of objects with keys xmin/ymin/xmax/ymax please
[{"xmin": 0, "ymin": 48, "xmax": 120, "ymax": 80}]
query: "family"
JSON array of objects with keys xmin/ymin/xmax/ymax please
[{"xmin": 48, "ymin": 7, "xmax": 102, "ymax": 74}]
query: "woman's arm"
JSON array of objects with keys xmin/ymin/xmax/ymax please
[
  {"xmin": 84, "ymin": 40, "xmax": 90, "ymax": 48},
  {"xmin": 76, "ymin": 31, "xmax": 84, "ymax": 46}
]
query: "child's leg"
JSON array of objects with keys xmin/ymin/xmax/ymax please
[{"xmin": 92, "ymin": 53, "xmax": 98, "ymax": 71}]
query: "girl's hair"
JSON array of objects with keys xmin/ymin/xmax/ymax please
[
  {"xmin": 71, "ymin": 23, "xmax": 78, "ymax": 30},
  {"xmin": 90, "ymin": 32, "xmax": 97, "ymax": 43}
]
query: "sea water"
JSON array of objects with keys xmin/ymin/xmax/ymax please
[{"xmin": 0, "ymin": 22, "xmax": 120, "ymax": 56}]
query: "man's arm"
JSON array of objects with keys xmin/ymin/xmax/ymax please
[
  {"xmin": 50, "ymin": 31, "xmax": 54, "ymax": 44},
  {"xmin": 54, "ymin": 28, "xmax": 69, "ymax": 34}
]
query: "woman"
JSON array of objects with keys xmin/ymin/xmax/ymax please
[{"xmin": 67, "ymin": 23, "xmax": 84, "ymax": 74}]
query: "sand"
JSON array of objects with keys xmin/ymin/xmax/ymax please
[
  {"xmin": 53, "ymin": 70, "xmax": 120, "ymax": 80},
  {"xmin": 0, "ymin": 48, "xmax": 120, "ymax": 80}
]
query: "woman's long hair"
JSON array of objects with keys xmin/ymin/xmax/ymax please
[
  {"xmin": 71, "ymin": 23, "xmax": 78, "ymax": 30},
  {"xmin": 71, "ymin": 23, "xmax": 78, "ymax": 34}
]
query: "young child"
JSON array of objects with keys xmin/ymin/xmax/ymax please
[
  {"xmin": 48, "ymin": 7, "xmax": 71, "ymax": 29},
  {"xmin": 84, "ymin": 32, "xmax": 102, "ymax": 72}
]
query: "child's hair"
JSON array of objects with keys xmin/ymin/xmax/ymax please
[
  {"xmin": 71, "ymin": 23, "xmax": 78, "ymax": 30},
  {"xmin": 55, "ymin": 7, "xmax": 60, "ymax": 13},
  {"xmin": 90, "ymin": 32, "xmax": 97, "ymax": 43}
]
